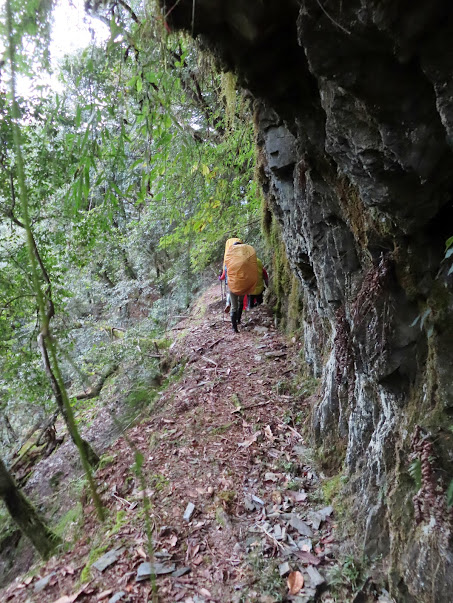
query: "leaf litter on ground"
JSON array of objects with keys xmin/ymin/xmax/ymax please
[{"xmin": 1, "ymin": 286, "xmax": 341, "ymax": 602}]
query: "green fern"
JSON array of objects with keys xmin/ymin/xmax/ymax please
[{"xmin": 409, "ymin": 459, "xmax": 422, "ymax": 490}]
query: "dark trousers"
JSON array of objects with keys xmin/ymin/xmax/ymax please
[{"xmin": 248, "ymin": 293, "xmax": 263, "ymax": 308}]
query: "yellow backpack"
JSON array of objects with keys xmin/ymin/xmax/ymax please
[
  {"xmin": 223, "ymin": 238, "xmax": 242, "ymax": 267},
  {"xmin": 225, "ymin": 244, "xmax": 258, "ymax": 296},
  {"xmin": 251, "ymin": 258, "xmax": 264, "ymax": 295}
]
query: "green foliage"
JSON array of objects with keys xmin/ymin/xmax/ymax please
[
  {"xmin": 0, "ymin": 0, "xmax": 54, "ymax": 73},
  {"xmin": 0, "ymin": 0, "xmax": 261, "ymax": 551},
  {"xmin": 408, "ymin": 459, "xmax": 422, "ymax": 490},
  {"xmin": 327, "ymin": 554, "xmax": 366, "ymax": 595},
  {"xmin": 149, "ymin": 473, "xmax": 169, "ymax": 492},
  {"xmin": 110, "ymin": 510, "xmax": 127, "ymax": 535},
  {"xmin": 54, "ymin": 504, "xmax": 83, "ymax": 541},
  {"xmin": 446, "ymin": 236, "xmax": 453, "ymax": 276},
  {"xmin": 80, "ymin": 542, "xmax": 109, "ymax": 584},
  {"xmin": 97, "ymin": 454, "xmax": 116, "ymax": 470},
  {"xmin": 408, "ymin": 234, "xmax": 453, "ymax": 337},
  {"xmin": 245, "ymin": 547, "xmax": 286, "ymax": 601},
  {"xmin": 265, "ymin": 216, "xmax": 293, "ymax": 327},
  {"xmin": 322, "ymin": 474, "xmax": 344, "ymax": 504}
]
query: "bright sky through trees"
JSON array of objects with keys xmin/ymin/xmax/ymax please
[
  {"xmin": 0, "ymin": 0, "xmax": 108, "ymax": 95},
  {"xmin": 51, "ymin": 0, "xmax": 108, "ymax": 62}
]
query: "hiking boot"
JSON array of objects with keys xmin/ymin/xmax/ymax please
[
  {"xmin": 237, "ymin": 307, "xmax": 243, "ymax": 324},
  {"xmin": 231, "ymin": 311, "xmax": 239, "ymax": 333},
  {"xmin": 224, "ymin": 304, "xmax": 231, "ymax": 313}
]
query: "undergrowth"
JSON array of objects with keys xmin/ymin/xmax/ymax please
[{"xmin": 244, "ymin": 546, "xmax": 286, "ymax": 602}]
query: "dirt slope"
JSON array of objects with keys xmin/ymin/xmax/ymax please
[{"xmin": 1, "ymin": 285, "xmax": 346, "ymax": 603}]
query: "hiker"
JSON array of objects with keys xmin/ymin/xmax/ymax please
[
  {"xmin": 220, "ymin": 241, "xmax": 258, "ymax": 333},
  {"xmin": 248, "ymin": 258, "xmax": 269, "ymax": 308},
  {"xmin": 219, "ymin": 237, "xmax": 242, "ymax": 314}
]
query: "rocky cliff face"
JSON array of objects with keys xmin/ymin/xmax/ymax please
[{"xmin": 162, "ymin": 2, "xmax": 453, "ymax": 600}]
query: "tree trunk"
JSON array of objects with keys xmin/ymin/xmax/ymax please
[
  {"xmin": 0, "ymin": 458, "xmax": 60, "ymax": 559},
  {"xmin": 74, "ymin": 364, "xmax": 118, "ymax": 400},
  {"xmin": 37, "ymin": 333, "xmax": 99, "ymax": 467}
]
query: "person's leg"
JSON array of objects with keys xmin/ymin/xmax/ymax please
[
  {"xmin": 237, "ymin": 295, "xmax": 244, "ymax": 324},
  {"xmin": 224, "ymin": 291, "xmax": 231, "ymax": 313},
  {"xmin": 229, "ymin": 291, "xmax": 239, "ymax": 332}
]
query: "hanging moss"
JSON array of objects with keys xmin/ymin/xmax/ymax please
[
  {"xmin": 287, "ymin": 274, "xmax": 302, "ymax": 333},
  {"xmin": 220, "ymin": 72, "xmax": 237, "ymax": 131},
  {"xmin": 262, "ymin": 210, "xmax": 302, "ymax": 332}
]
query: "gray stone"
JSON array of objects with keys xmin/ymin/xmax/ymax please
[
  {"xmin": 305, "ymin": 565, "xmax": 325, "ymax": 588},
  {"xmin": 136, "ymin": 561, "xmax": 176, "ymax": 581},
  {"xmin": 306, "ymin": 511, "xmax": 323, "ymax": 531},
  {"xmin": 34, "ymin": 573, "xmax": 55, "ymax": 593},
  {"xmin": 318, "ymin": 506, "xmax": 333, "ymax": 520},
  {"xmin": 183, "ymin": 502, "xmax": 195, "ymax": 522},
  {"xmin": 297, "ymin": 538, "xmax": 312, "ymax": 551},
  {"xmin": 289, "ymin": 516, "xmax": 313, "ymax": 537},
  {"xmin": 108, "ymin": 593, "xmax": 125, "ymax": 603},
  {"xmin": 244, "ymin": 497, "xmax": 256, "ymax": 511},
  {"xmin": 155, "ymin": 549, "xmax": 171, "ymax": 558},
  {"xmin": 172, "ymin": 566, "xmax": 191, "ymax": 578},
  {"xmin": 253, "ymin": 326, "xmax": 268, "ymax": 334},
  {"xmin": 278, "ymin": 561, "xmax": 290, "ymax": 576},
  {"xmin": 264, "ymin": 126, "xmax": 297, "ymax": 173},
  {"xmin": 92, "ymin": 547, "xmax": 125, "ymax": 572}
]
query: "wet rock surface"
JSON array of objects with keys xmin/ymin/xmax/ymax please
[{"xmin": 163, "ymin": 2, "xmax": 453, "ymax": 601}]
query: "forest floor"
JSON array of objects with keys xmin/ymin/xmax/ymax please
[{"xmin": 0, "ymin": 285, "xmax": 387, "ymax": 603}]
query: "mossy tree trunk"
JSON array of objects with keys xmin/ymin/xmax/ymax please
[
  {"xmin": 0, "ymin": 458, "xmax": 60, "ymax": 559},
  {"xmin": 37, "ymin": 333, "xmax": 99, "ymax": 468},
  {"xmin": 5, "ymin": 0, "xmax": 104, "ymax": 520}
]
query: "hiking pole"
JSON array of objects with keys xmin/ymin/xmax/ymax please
[
  {"xmin": 221, "ymin": 279, "xmax": 229, "ymax": 323},
  {"xmin": 220, "ymin": 279, "xmax": 227, "ymax": 323},
  {"xmin": 219, "ymin": 277, "xmax": 223, "ymax": 322}
]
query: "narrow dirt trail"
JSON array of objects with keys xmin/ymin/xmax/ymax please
[{"xmin": 3, "ymin": 285, "xmax": 339, "ymax": 603}]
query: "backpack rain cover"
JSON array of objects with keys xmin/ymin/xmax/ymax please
[{"xmin": 225, "ymin": 244, "xmax": 258, "ymax": 296}]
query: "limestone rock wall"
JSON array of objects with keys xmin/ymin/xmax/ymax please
[{"xmin": 162, "ymin": 1, "xmax": 453, "ymax": 600}]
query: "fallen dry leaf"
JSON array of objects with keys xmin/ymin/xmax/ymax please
[
  {"xmin": 136, "ymin": 546, "xmax": 147, "ymax": 558},
  {"xmin": 286, "ymin": 490, "xmax": 308, "ymax": 502},
  {"xmin": 264, "ymin": 425, "xmax": 274, "ymax": 441},
  {"xmin": 297, "ymin": 550, "xmax": 321, "ymax": 565},
  {"xmin": 186, "ymin": 542, "xmax": 200, "ymax": 562},
  {"xmin": 97, "ymin": 590, "xmax": 113, "ymax": 601},
  {"xmin": 287, "ymin": 570, "xmax": 304, "ymax": 595},
  {"xmin": 271, "ymin": 490, "xmax": 282, "ymax": 504},
  {"xmin": 51, "ymin": 584, "xmax": 91, "ymax": 603},
  {"xmin": 199, "ymin": 587, "xmax": 212, "ymax": 597},
  {"xmin": 238, "ymin": 431, "xmax": 261, "ymax": 448},
  {"xmin": 192, "ymin": 554, "xmax": 204, "ymax": 565}
]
